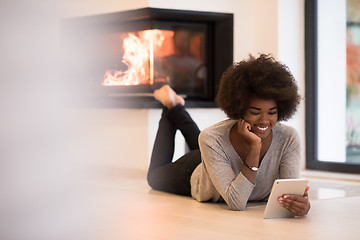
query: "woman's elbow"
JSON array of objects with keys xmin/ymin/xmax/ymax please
[{"xmin": 227, "ymin": 201, "xmax": 247, "ymax": 211}]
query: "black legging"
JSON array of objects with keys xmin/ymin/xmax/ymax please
[{"xmin": 147, "ymin": 104, "xmax": 202, "ymax": 196}]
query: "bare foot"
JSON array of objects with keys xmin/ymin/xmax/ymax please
[{"xmin": 154, "ymin": 85, "xmax": 185, "ymax": 109}]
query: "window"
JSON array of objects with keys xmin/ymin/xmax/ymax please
[{"xmin": 305, "ymin": 0, "xmax": 360, "ymax": 173}]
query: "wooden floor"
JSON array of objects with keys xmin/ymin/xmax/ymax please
[
  {"xmin": 6, "ymin": 166, "xmax": 360, "ymax": 240},
  {"xmin": 76, "ymin": 167, "xmax": 360, "ymax": 240}
]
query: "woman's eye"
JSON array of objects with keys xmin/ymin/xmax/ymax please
[
  {"xmin": 269, "ymin": 112, "xmax": 277, "ymax": 115},
  {"xmin": 250, "ymin": 112, "xmax": 260, "ymax": 116}
]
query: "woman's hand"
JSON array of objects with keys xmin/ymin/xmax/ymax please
[
  {"xmin": 237, "ymin": 119, "xmax": 261, "ymax": 147},
  {"xmin": 278, "ymin": 186, "xmax": 311, "ymax": 217}
]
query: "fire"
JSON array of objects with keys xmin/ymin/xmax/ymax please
[{"xmin": 102, "ymin": 29, "xmax": 174, "ymax": 86}]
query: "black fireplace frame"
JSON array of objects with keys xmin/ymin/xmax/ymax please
[{"xmin": 61, "ymin": 8, "xmax": 233, "ymax": 108}]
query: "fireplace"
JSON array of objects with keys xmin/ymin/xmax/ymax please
[{"xmin": 61, "ymin": 8, "xmax": 233, "ymax": 108}]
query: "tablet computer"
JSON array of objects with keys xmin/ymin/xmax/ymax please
[{"xmin": 263, "ymin": 179, "xmax": 308, "ymax": 219}]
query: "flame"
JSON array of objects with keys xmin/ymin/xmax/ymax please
[{"xmin": 102, "ymin": 29, "xmax": 174, "ymax": 86}]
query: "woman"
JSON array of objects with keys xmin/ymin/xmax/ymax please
[{"xmin": 147, "ymin": 54, "xmax": 310, "ymax": 216}]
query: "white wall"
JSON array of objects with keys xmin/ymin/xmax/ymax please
[
  {"xmin": 68, "ymin": 108, "xmax": 150, "ymax": 169},
  {"xmin": 60, "ymin": 0, "xmax": 148, "ymax": 18},
  {"xmin": 277, "ymin": 0, "xmax": 306, "ymax": 167}
]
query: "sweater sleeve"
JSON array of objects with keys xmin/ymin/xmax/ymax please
[{"xmin": 198, "ymin": 131, "xmax": 255, "ymax": 211}]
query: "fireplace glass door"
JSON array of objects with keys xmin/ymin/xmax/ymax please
[{"xmin": 97, "ymin": 23, "xmax": 208, "ymax": 98}]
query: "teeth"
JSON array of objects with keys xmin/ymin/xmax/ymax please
[{"xmin": 257, "ymin": 126, "xmax": 268, "ymax": 131}]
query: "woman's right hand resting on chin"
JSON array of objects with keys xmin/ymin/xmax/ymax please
[{"xmin": 237, "ymin": 119, "xmax": 261, "ymax": 147}]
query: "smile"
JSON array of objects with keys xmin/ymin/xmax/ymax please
[{"xmin": 256, "ymin": 126, "xmax": 269, "ymax": 131}]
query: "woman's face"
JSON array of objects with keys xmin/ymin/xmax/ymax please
[{"xmin": 242, "ymin": 98, "xmax": 278, "ymax": 140}]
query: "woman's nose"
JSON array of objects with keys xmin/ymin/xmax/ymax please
[{"xmin": 258, "ymin": 115, "xmax": 269, "ymax": 124}]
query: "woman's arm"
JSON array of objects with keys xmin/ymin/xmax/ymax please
[
  {"xmin": 237, "ymin": 119, "xmax": 262, "ymax": 184},
  {"xmin": 198, "ymin": 131, "xmax": 255, "ymax": 211}
]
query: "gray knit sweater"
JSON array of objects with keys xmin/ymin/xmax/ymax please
[{"xmin": 190, "ymin": 119, "xmax": 301, "ymax": 211}]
